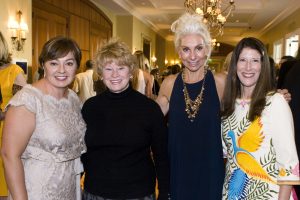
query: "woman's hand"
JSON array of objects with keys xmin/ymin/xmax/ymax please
[
  {"xmin": 277, "ymin": 89, "xmax": 291, "ymax": 102},
  {"xmin": 278, "ymin": 185, "xmax": 292, "ymax": 200}
]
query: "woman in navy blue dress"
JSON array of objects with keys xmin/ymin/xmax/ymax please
[{"xmin": 156, "ymin": 13, "xmax": 225, "ymax": 199}]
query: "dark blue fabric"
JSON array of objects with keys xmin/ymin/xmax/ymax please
[{"xmin": 168, "ymin": 70, "xmax": 224, "ymax": 200}]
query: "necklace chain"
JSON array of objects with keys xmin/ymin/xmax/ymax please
[{"xmin": 182, "ymin": 66, "xmax": 208, "ymax": 122}]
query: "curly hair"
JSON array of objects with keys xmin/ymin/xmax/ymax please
[{"xmin": 94, "ymin": 38, "xmax": 137, "ymax": 78}]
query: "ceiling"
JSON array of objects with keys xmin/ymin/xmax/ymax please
[{"xmin": 93, "ymin": 0, "xmax": 300, "ymax": 45}]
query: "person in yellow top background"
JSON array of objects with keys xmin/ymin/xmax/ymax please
[{"xmin": 0, "ymin": 31, "xmax": 26, "ymax": 199}]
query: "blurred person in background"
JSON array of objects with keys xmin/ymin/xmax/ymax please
[
  {"xmin": 277, "ymin": 55, "xmax": 297, "ymax": 89},
  {"xmin": 215, "ymin": 51, "xmax": 232, "ymax": 101},
  {"xmin": 132, "ymin": 50, "xmax": 153, "ymax": 98},
  {"xmin": 72, "ymin": 59, "xmax": 96, "ymax": 103},
  {"xmin": 0, "ymin": 31, "xmax": 26, "ymax": 200},
  {"xmin": 150, "ymin": 68, "xmax": 160, "ymax": 97},
  {"xmin": 283, "ymin": 47, "xmax": 300, "ymax": 198}
]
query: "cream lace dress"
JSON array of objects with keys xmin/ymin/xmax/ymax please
[{"xmin": 7, "ymin": 84, "xmax": 86, "ymax": 200}]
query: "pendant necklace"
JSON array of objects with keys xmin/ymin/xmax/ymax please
[{"xmin": 182, "ymin": 66, "xmax": 208, "ymax": 122}]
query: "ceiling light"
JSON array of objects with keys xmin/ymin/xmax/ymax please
[{"xmin": 184, "ymin": 0, "xmax": 235, "ymax": 36}]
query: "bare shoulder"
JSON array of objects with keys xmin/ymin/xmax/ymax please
[
  {"xmin": 213, "ymin": 72, "xmax": 227, "ymax": 101},
  {"xmin": 156, "ymin": 74, "xmax": 178, "ymax": 115},
  {"xmin": 160, "ymin": 74, "xmax": 178, "ymax": 98},
  {"xmin": 214, "ymin": 72, "xmax": 227, "ymax": 83}
]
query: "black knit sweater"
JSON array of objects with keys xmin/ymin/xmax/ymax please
[{"xmin": 81, "ymin": 86, "xmax": 169, "ymax": 199}]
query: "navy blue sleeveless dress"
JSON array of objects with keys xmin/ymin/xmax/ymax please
[{"xmin": 168, "ymin": 70, "xmax": 224, "ymax": 200}]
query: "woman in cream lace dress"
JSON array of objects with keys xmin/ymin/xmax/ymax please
[{"xmin": 1, "ymin": 36, "xmax": 86, "ymax": 200}]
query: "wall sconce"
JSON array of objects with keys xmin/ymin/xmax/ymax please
[
  {"xmin": 8, "ymin": 10, "xmax": 28, "ymax": 51},
  {"xmin": 165, "ymin": 59, "xmax": 169, "ymax": 66},
  {"xmin": 151, "ymin": 55, "xmax": 157, "ymax": 67}
]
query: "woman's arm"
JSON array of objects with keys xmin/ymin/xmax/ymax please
[
  {"xmin": 278, "ymin": 185, "xmax": 292, "ymax": 200},
  {"xmin": 155, "ymin": 74, "xmax": 176, "ymax": 116},
  {"xmin": 12, "ymin": 73, "xmax": 27, "ymax": 95},
  {"xmin": 14, "ymin": 73, "xmax": 27, "ymax": 86},
  {"xmin": 1, "ymin": 105, "xmax": 35, "ymax": 200},
  {"xmin": 213, "ymin": 72, "xmax": 227, "ymax": 102},
  {"xmin": 269, "ymin": 94, "xmax": 300, "ymax": 197},
  {"xmin": 150, "ymin": 104, "xmax": 170, "ymax": 200},
  {"xmin": 143, "ymin": 70, "xmax": 153, "ymax": 98}
]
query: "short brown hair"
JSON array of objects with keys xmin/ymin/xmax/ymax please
[{"xmin": 39, "ymin": 36, "xmax": 81, "ymax": 68}]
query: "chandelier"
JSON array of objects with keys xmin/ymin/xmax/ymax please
[{"xmin": 184, "ymin": 0, "xmax": 235, "ymax": 36}]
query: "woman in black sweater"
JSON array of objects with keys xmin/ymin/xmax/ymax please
[{"xmin": 81, "ymin": 38, "xmax": 169, "ymax": 200}]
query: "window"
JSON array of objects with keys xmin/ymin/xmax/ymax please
[
  {"xmin": 285, "ymin": 34, "xmax": 299, "ymax": 57},
  {"xmin": 273, "ymin": 39, "xmax": 283, "ymax": 64}
]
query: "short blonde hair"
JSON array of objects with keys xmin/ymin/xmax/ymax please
[
  {"xmin": 0, "ymin": 31, "xmax": 12, "ymax": 65},
  {"xmin": 171, "ymin": 13, "xmax": 212, "ymax": 59},
  {"xmin": 94, "ymin": 38, "xmax": 137, "ymax": 76}
]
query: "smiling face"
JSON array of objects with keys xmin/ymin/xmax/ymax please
[
  {"xmin": 178, "ymin": 34, "xmax": 208, "ymax": 73},
  {"xmin": 102, "ymin": 62, "xmax": 131, "ymax": 93},
  {"xmin": 237, "ymin": 47, "xmax": 262, "ymax": 98},
  {"xmin": 43, "ymin": 52, "xmax": 77, "ymax": 89}
]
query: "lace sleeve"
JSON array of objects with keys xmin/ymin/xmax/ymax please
[{"xmin": 7, "ymin": 86, "xmax": 38, "ymax": 114}]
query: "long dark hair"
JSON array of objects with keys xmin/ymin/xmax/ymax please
[{"xmin": 221, "ymin": 37, "xmax": 273, "ymax": 121}]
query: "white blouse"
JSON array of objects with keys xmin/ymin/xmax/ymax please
[{"xmin": 222, "ymin": 93, "xmax": 300, "ymax": 200}]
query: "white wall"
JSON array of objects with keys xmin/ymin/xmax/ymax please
[{"xmin": 0, "ymin": 0, "xmax": 32, "ymax": 66}]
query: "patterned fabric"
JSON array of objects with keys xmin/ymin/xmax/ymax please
[
  {"xmin": 7, "ymin": 85, "xmax": 86, "ymax": 200},
  {"xmin": 222, "ymin": 93, "xmax": 300, "ymax": 200},
  {"xmin": 83, "ymin": 191, "xmax": 155, "ymax": 200},
  {"xmin": 0, "ymin": 64, "xmax": 24, "ymax": 196}
]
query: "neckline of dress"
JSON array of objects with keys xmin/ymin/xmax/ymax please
[
  {"xmin": 26, "ymin": 84, "xmax": 72, "ymax": 103},
  {"xmin": 180, "ymin": 71, "xmax": 206, "ymax": 86},
  {"xmin": 236, "ymin": 98, "xmax": 251, "ymax": 108}
]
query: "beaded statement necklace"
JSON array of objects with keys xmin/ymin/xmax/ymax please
[{"xmin": 182, "ymin": 66, "xmax": 208, "ymax": 122}]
